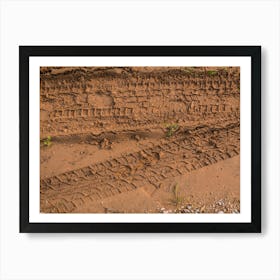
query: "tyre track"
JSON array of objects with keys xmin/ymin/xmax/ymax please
[
  {"xmin": 40, "ymin": 111, "xmax": 239, "ymax": 139},
  {"xmin": 41, "ymin": 124, "xmax": 240, "ymax": 213}
]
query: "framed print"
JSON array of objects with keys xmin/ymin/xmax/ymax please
[{"xmin": 19, "ymin": 46, "xmax": 261, "ymax": 233}]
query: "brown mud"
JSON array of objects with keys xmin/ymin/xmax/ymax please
[{"xmin": 40, "ymin": 67, "xmax": 240, "ymax": 213}]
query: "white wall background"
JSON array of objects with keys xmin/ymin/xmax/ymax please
[{"xmin": 0, "ymin": 0, "xmax": 279, "ymax": 279}]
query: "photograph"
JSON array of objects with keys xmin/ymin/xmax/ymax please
[
  {"xmin": 19, "ymin": 45, "xmax": 260, "ymax": 232},
  {"xmin": 40, "ymin": 66, "xmax": 240, "ymax": 214}
]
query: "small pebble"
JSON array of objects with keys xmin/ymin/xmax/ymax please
[{"xmin": 158, "ymin": 151, "xmax": 164, "ymax": 159}]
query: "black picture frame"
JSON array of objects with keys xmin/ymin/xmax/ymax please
[{"xmin": 19, "ymin": 46, "xmax": 261, "ymax": 233}]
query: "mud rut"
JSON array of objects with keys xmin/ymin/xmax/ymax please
[{"xmin": 40, "ymin": 67, "xmax": 240, "ymax": 213}]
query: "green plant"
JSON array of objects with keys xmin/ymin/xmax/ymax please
[
  {"xmin": 170, "ymin": 184, "xmax": 186, "ymax": 207},
  {"xmin": 207, "ymin": 70, "xmax": 218, "ymax": 76},
  {"xmin": 165, "ymin": 123, "xmax": 179, "ymax": 137},
  {"xmin": 41, "ymin": 136, "xmax": 52, "ymax": 147}
]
